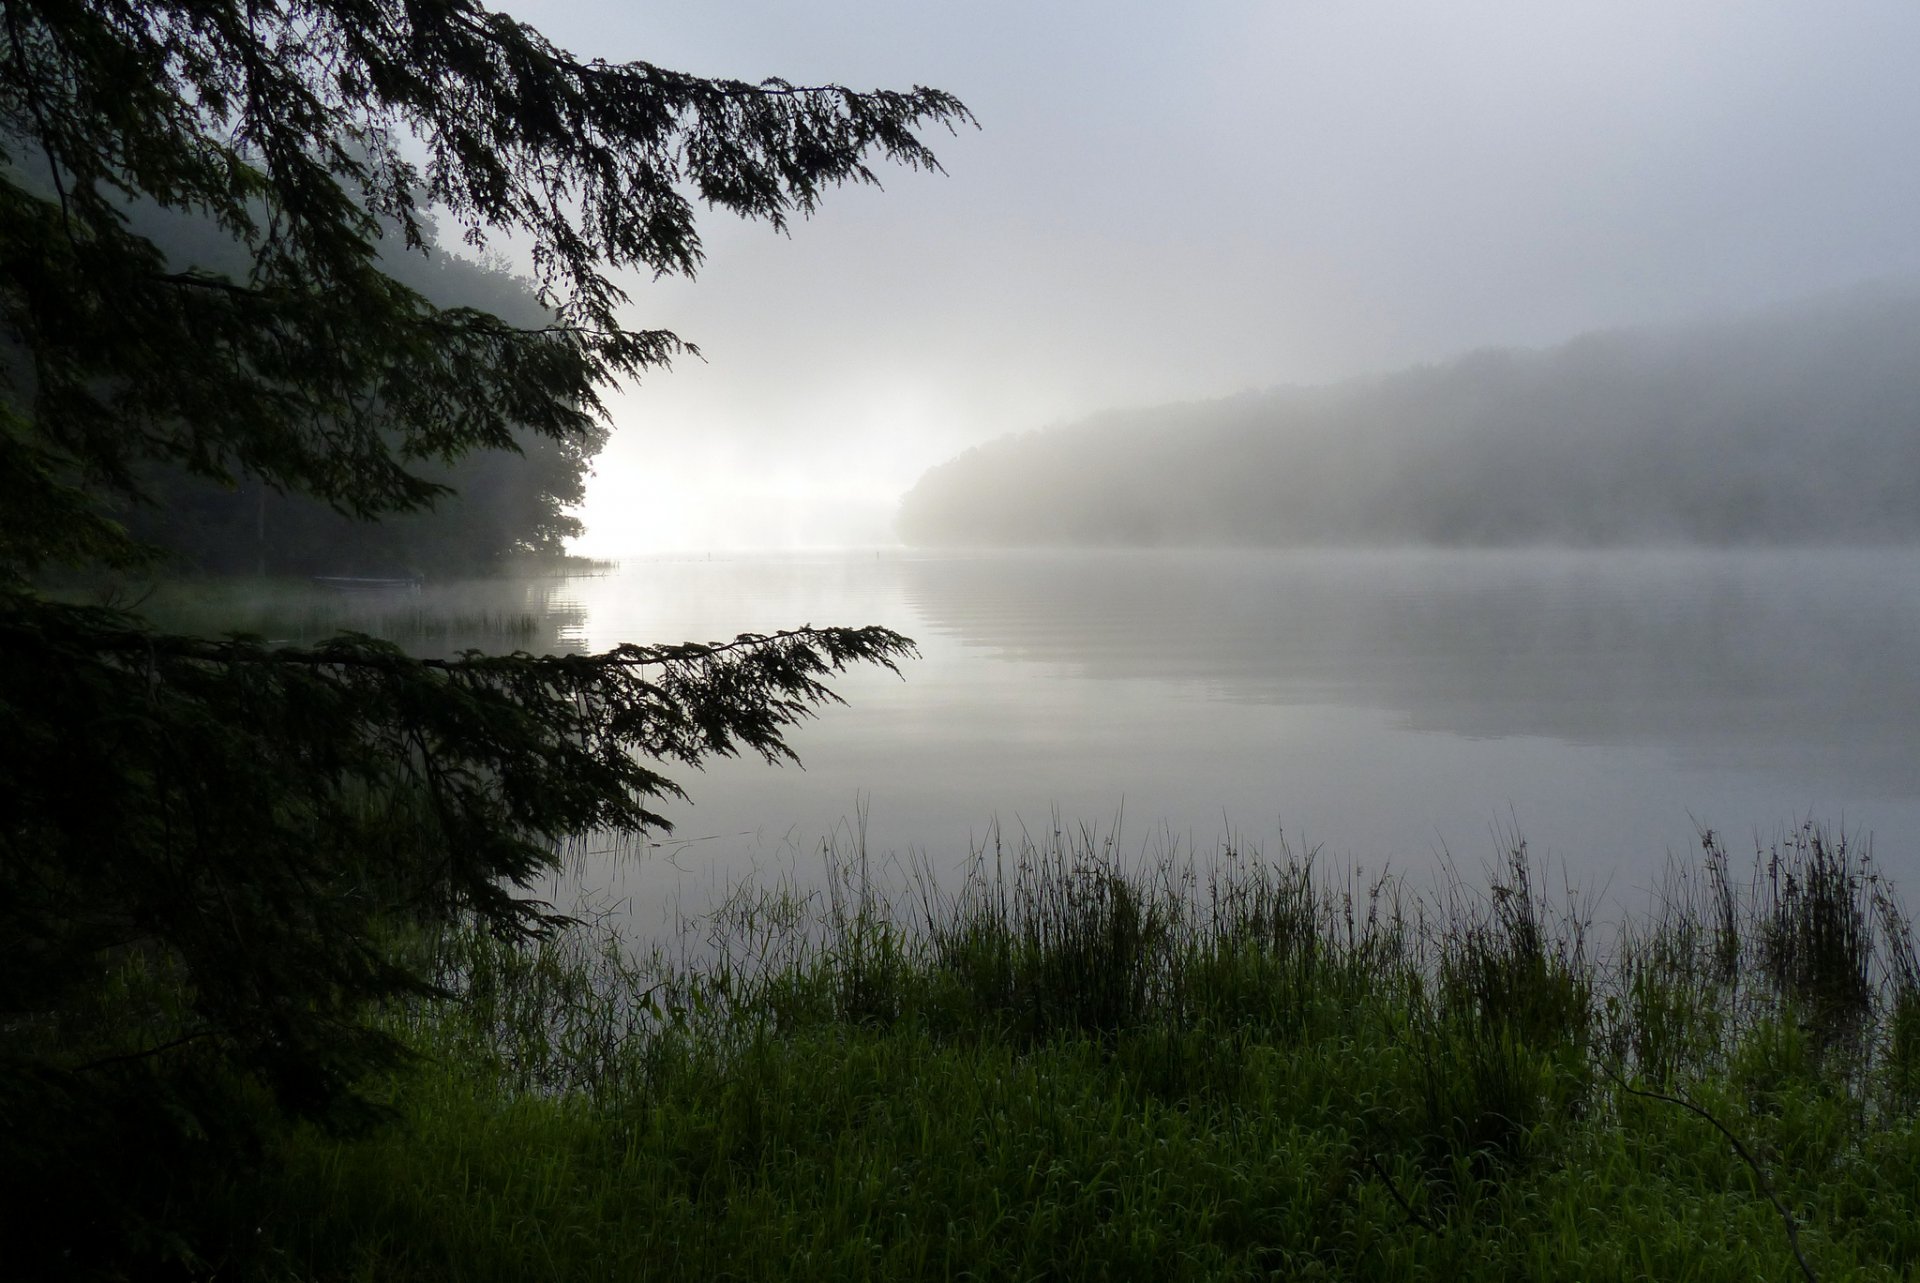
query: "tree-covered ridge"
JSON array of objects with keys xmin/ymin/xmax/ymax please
[
  {"xmin": 113, "ymin": 202, "xmax": 607, "ymax": 574},
  {"xmin": 898, "ymin": 283, "xmax": 1920, "ymax": 548}
]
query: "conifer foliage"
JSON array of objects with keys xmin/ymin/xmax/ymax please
[{"xmin": 0, "ymin": 1, "xmax": 965, "ymax": 1270}]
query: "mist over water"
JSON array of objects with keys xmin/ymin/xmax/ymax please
[{"xmin": 536, "ymin": 547, "xmax": 1920, "ymax": 935}]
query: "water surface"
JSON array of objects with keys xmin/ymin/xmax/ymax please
[{"xmin": 539, "ymin": 547, "xmax": 1920, "ymax": 928}]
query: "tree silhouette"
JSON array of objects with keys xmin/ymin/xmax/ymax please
[{"xmin": 0, "ymin": 1, "xmax": 969, "ymax": 1270}]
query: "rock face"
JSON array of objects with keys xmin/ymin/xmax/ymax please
[{"xmin": 898, "ymin": 282, "xmax": 1920, "ymax": 549}]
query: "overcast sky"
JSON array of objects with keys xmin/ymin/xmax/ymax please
[{"xmin": 498, "ymin": 0, "xmax": 1920, "ymax": 552}]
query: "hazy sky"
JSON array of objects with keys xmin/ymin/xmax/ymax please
[{"xmin": 497, "ymin": 1, "xmax": 1920, "ymax": 552}]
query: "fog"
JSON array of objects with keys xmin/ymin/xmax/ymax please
[
  {"xmin": 898, "ymin": 282, "xmax": 1920, "ymax": 547},
  {"xmin": 481, "ymin": 0, "xmax": 1920, "ymax": 553}
]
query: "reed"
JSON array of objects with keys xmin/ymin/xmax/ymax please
[{"xmin": 207, "ymin": 820, "xmax": 1920, "ymax": 1281}]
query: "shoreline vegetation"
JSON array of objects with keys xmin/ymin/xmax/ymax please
[{"xmin": 213, "ymin": 821, "xmax": 1916, "ymax": 1280}]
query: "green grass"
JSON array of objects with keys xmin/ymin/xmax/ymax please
[{"xmin": 218, "ymin": 824, "xmax": 1920, "ymax": 1281}]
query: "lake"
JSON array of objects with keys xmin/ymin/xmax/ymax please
[{"xmin": 511, "ymin": 546, "xmax": 1920, "ymax": 933}]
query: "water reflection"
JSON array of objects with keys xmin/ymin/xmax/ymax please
[
  {"xmin": 200, "ymin": 549, "xmax": 1916, "ymax": 921},
  {"xmin": 899, "ymin": 548, "xmax": 1920, "ymax": 800},
  {"xmin": 140, "ymin": 572, "xmax": 591, "ymax": 659}
]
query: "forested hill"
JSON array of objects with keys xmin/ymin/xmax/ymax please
[
  {"xmin": 100, "ymin": 204, "xmax": 603, "ymax": 577},
  {"xmin": 897, "ymin": 283, "xmax": 1920, "ymax": 548}
]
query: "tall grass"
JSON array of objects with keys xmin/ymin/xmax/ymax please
[{"xmin": 224, "ymin": 821, "xmax": 1920, "ymax": 1281}]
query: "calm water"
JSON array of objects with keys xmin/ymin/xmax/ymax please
[{"xmin": 519, "ymin": 547, "xmax": 1920, "ymax": 930}]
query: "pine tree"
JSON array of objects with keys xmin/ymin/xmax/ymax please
[{"xmin": 0, "ymin": 1, "xmax": 968, "ymax": 1269}]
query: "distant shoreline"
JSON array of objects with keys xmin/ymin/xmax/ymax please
[{"xmin": 899, "ymin": 283, "xmax": 1920, "ymax": 552}]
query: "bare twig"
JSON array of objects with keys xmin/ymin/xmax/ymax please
[
  {"xmin": 1362, "ymin": 1152, "xmax": 1434, "ymax": 1232},
  {"xmin": 72, "ymin": 1028, "xmax": 220, "ymax": 1073},
  {"xmin": 1602, "ymin": 1063, "xmax": 1817, "ymax": 1283}
]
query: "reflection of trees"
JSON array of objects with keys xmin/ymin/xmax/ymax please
[
  {"xmin": 901, "ymin": 550, "xmax": 1920, "ymax": 795},
  {"xmin": 303, "ymin": 579, "xmax": 594, "ymax": 659},
  {"xmin": 139, "ymin": 577, "xmax": 593, "ymax": 660}
]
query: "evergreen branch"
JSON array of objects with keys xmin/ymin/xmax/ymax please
[
  {"xmin": 437, "ymin": 3, "xmax": 973, "ymax": 120},
  {"xmin": 60, "ymin": 617, "xmax": 915, "ymax": 679},
  {"xmin": 149, "ymin": 268, "xmax": 688, "ymax": 346},
  {"xmin": 70, "ymin": 1027, "xmax": 221, "ymax": 1073},
  {"xmin": 0, "ymin": 2, "xmax": 960, "ymax": 1267},
  {"xmin": 2, "ymin": 3, "xmax": 71, "ymax": 235}
]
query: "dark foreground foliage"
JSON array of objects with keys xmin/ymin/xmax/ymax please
[
  {"xmin": 2, "ymin": 0, "xmax": 968, "ymax": 1272},
  {"xmin": 190, "ymin": 823, "xmax": 1920, "ymax": 1282},
  {"xmin": 0, "ymin": 599, "xmax": 911, "ymax": 1275}
]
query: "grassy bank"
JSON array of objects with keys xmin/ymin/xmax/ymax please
[{"xmin": 229, "ymin": 826, "xmax": 1920, "ymax": 1280}]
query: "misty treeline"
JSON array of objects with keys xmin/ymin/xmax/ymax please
[
  {"xmin": 75, "ymin": 200, "xmax": 603, "ymax": 575},
  {"xmin": 899, "ymin": 284, "xmax": 1920, "ymax": 548}
]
